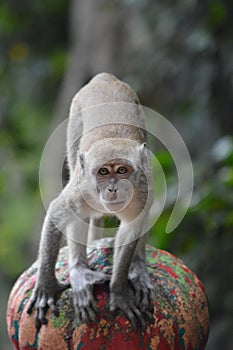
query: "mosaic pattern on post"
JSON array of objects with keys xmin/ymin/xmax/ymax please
[{"xmin": 7, "ymin": 243, "xmax": 209, "ymax": 350}]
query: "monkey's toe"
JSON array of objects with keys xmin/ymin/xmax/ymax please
[
  {"xmin": 72, "ymin": 282, "xmax": 99, "ymax": 324},
  {"xmin": 129, "ymin": 265, "xmax": 154, "ymax": 313},
  {"xmin": 109, "ymin": 290, "xmax": 147, "ymax": 331}
]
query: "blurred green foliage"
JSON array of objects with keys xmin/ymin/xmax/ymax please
[
  {"xmin": 0, "ymin": 0, "xmax": 68, "ymax": 277},
  {"xmin": 150, "ymin": 136, "xmax": 233, "ymax": 252},
  {"xmin": 150, "ymin": 136, "xmax": 233, "ymax": 348}
]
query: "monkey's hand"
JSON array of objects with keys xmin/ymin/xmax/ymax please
[
  {"xmin": 27, "ymin": 277, "xmax": 69, "ymax": 330},
  {"xmin": 70, "ymin": 264, "xmax": 110, "ymax": 324},
  {"xmin": 128, "ymin": 259, "xmax": 154, "ymax": 318},
  {"xmin": 109, "ymin": 282, "xmax": 148, "ymax": 330}
]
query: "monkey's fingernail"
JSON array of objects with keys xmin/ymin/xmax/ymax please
[
  {"xmin": 35, "ymin": 319, "xmax": 42, "ymax": 331},
  {"xmin": 53, "ymin": 309, "xmax": 59, "ymax": 317},
  {"xmin": 41, "ymin": 316, "xmax": 48, "ymax": 325},
  {"xmin": 27, "ymin": 307, "xmax": 32, "ymax": 315}
]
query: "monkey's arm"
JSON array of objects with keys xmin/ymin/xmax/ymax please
[
  {"xmin": 67, "ymin": 217, "xmax": 110, "ymax": 323},
  {"xmin": 110, "ymin": 221, "xmax": 154, "ymax": 330},
  {"xmin": 128, "ymin": 234, "xmax": 154, "ymax": 314},
  {"xmin": 109, "ymin": 223, "xmax": 142, "ymax": 329},
  {"xmin": 27, "ymin": 196, "xmax": 69, "ymax": 329}
]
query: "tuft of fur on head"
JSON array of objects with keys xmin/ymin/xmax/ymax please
[{"xmin": 81, "ymin": 138, "xmax": 147, "ymax": 174}]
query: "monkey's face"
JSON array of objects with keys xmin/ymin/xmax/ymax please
[
  {"xmin": 78, "ymin": 138, "xmax": 150, "ymax": 214},
  {"xmin": 94, "ymin": 160, "xmax": 136, "ymax": 213}
]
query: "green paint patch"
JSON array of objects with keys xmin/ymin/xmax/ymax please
[{"xmin": 51, "ymin": 310, "xmax": 67, "ymax": 329}]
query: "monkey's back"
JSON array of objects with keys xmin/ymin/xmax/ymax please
[{"xmin": 67, "ymin": 73, "xmax": 147, "ymax": 170}]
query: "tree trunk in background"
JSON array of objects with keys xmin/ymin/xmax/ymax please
[
  {"xmin": 52, "ymin": 0, "xmax": 233, "ymax": 158},
  {"xmin": 53, "ymin": 0, "xmax": 130, "ymax": 127}
]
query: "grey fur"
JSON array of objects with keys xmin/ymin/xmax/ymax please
[{"xmin": 27, "ymin": 73, "xmax": 154, "ymax": 330}]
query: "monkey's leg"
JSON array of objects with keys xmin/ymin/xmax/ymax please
[
  {"xmin": 27, "ymin": 196, "xmax": 69, "ymax": 330},
  {"xmin": 129, "ymin": 234, "xmax": 154, "ymax": 318},
  {"xmin": 68, "ymin": 218, "xmax": 110, "ymax": 323},
  {"xmin": 109, "ymin": 223, "xmax": 147, "ymax": 330}
]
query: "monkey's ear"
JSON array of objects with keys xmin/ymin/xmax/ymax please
[
  {"xmin": 138, "ymin": 143, "xmax": 150, "ymax": 171},
  {"xmin": 78, "ymin": 151, "xmax": 85, "ymax": 176}
]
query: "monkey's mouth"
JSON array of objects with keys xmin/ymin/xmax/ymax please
[
  {"xmin": 103, "ymin": 200, "xmax": 126, "ymax": 212},
  {"xmin": 104, "ymin": 200, "xmax": 125, "ymax": 206}
]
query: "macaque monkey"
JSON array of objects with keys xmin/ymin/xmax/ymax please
[{"xmin": 27, "ymin": 73, "xmax": 154, "ymax": 330}]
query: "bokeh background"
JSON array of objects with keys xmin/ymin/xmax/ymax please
[{"xmin": 1, "ymin": 1, "xmax": 233, "ymax": 349}]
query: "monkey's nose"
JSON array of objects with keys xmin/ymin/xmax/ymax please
[{"xmin": 108, "ymin": 187, "xmax": 118, "ymax": 193}]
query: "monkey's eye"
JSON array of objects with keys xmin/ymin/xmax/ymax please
[
  {"xmin": 117, "ymin": 166, "xmax": 128, "ymax": 175},
  {"xmin": 98, "ymin": 167, "xmax": 109, "ymax": 176}
]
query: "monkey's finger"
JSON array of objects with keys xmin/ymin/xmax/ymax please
[
  {"xmin": 39, "ymin": 294, "xmax": 48, "ymax": 309},
  {"xmin": 137, "ymin": 284, "xmax": 155, "ymax": 311},
  {"xmin": 74, "ymin": 291, "xmax": 97, "ymax": 323},
  {"xmin": 79, "ymin": 305, "xmax": 96, "ymax": 324},
  {"xmin": 110, "ymin": 301, "xmax": 138, "ymax": 330},
  {"xmin": 77, "ymin": 289, "xmax": 91, "ymax": 308},
  {"xmin": 75, "ymin": 309, "xmax": 83, "ymax": 325},
  {"xmin": 141, "ymin": 291, "xmax": 155, "ymax": 315},
  {"xmin": 140, "ymin": 289, "xmax": 150, "ymax": 309},
  {"xmin": 58, "ymin": 282, "xmax": 71, "ymax": 292},
  {"xmin": 130, "ymin": 304, "xmax": 147, "ymax": 331},
  {"xmin": 27, "ymin": 291, "xmax": 38, "ymax": 314},
  {"xmin": 88, "ymin": 296, "xmax": 98, "ymax": 312},
  {"xmin": 135, "ymin": 288, "xmax": 143, "ymax": 307},
  {"xmin": 103, "ymin": 266, "xmax": 113, "ymax": 275},
  {"xmin": 83, "ymin": 286, "xmax": 98, "ymax": 311},
  {"xmin": 35, "ymin": 306, "xmax": 48, "ymax": 331},
  {"xmin": 124, "ymin": 306, "xmax": 138, "ymax": 330},
  {"xmin": 92, "ymin": 271, "xmax": 111, "ymax": 284},
  {"xmin": 83, "ymin": 290, "xmax": 98, "ymax": 318},
  {"xmin": 35, "ymin": 317, "xmax": 42, "ymax": 332},
  {"xmin": 48, "ymin": 297, "xmax": 59, "ymax": 317},
  {"xmin": 149, "ymin": 287, "xmax": 155, "ymax": 305},
  {"xmin": 80, "ymin": 307, "xmax": 89, "ymax": 323},
  {"xmin": 27, "ymin": 299, "xmax": 35, "ymax": 315},
  {"xmin": 144, "ymin": 309, "xmax": 155, "ymax": 324},
  {"xmin": 35, "ymin": 294, "xmax": 48, "ymax": 322},
  {"xmin": 84, "ymin": 305, "xmax": 97, "ymax": 323},
  {"xmin": 38, "ymin": 306, "xmax": 49, "ymax": 325}
]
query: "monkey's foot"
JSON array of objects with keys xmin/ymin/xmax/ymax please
[
  {"xmin": 70, "ymin": 265, "xmax": 110, "ymax": 324},
  {"xmin": 109, "ymin": 283, "xmax": 147, "ymax": 330},
  {"xmin": 129, "ymin": 260, "xmax": 154, "ymax": 318},
  {"xmin": 27, "ymin": 279, "xmax": 69, "ymax": 331}
]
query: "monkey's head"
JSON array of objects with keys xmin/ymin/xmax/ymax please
[{"xmin": 78, "ymin": 138, "xmax": 150, "ymax": 214}]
